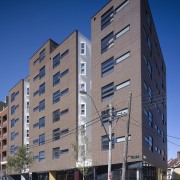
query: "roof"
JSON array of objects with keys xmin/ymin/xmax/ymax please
[{"xmin": 168, "ymin": 158, "xmax": 180, "ymax": 168}]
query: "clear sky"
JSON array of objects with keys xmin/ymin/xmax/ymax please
[{"xmin": 0, "ymin": 0, "xmax": 180, "ymax": 159}]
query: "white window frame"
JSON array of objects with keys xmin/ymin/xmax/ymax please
[
  {"xmin": 80, "ymin": 42, "xmax": 86, "ymax": 55},
  {"xmin": 80, "ymin": 62, "xmax": 86, "ymax": 75},
  {"xmin": 81, "ymin": 103, "xmax": 86, "ymax": 116}
]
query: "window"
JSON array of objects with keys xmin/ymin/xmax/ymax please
[
  {"xmin": 27, "ymin": 102, "xmax": 29, "ymax": 109},
  {"xmin": 61, "ymin": 129, "xmax": 69, "ymax": 136},
  {"xmin": 27, "ymin": 88, "xmax": 29, "ymax": 95},
  {"xmin": 53, "ymin": 109, "xmax": 60, "ymax": 122},
  {"xmin": 161, "ymin": 78, "xmax": 164, "ymax": 89},
  {"xmin": 39, "ymin": 134, "xmax": 45, "ymax": 145},
  {"xmin": 61, "ymin": 149, "xmax": 69, "ymax": 154},
  {"xmin": 101, "ymin": 134, "xmax": 114, "ymax": 150},
  {"xmin": 145, "ymin": 136, "xmax": 153, "ymax": 151},
  {"xmin": 39, "ymin": 83, "xmax": 45, "ymax": 95},
  {"xmin": 144, "ymin": 82, "xmax": 153, "ymax": 100},
  {"xmin": 61, "ymin": 88, "xmax": 69, "ymax": 97},
  {"xmin": 146, "ymin": 11, "xmax": 151, "ymax": 28},
  {"xmin": 11, "ymin": 145, "xmax": 15, "ymax": 154},
  {"xmin": 53, "ymin": 53, "xmax": 60, "ymax": 68},
  {"xmin": 34, "ymin": 58, "xmax": 39, "ymax": 65},
  {"xmin": 116, "ymin": 51, "xmax": 130, "ymax": 64},
  {"xmin": 53, "ymin": 128, "xmax": 60, "ymax": 141},
  {"xmin": 11, "ymin": 105, "xmax": 16, "ymax": 115},
  {"xmin": 39, "ymin": 151, "xmax": 45, "ymax": 162},
  {"xmin": 11, "ymin": 92, "xmax": 16, "ymax": 102},
  {"xmin": 53, "ymin": 72, "xmax": 60, "ymax": 86},
  {"xmin": 11, "ymin": 132, "xmax": 15, "ymax": 141},
  {"xmin": 101, "ymin": 110, "xmax": 109, "ymax": 125},
  {"xmin": 116, "ymin": 135, "xmax": 131, "ymax": 143},
  {"xmin": 33, "ymin": 90, "xmax": 39, "ymax": 97},
  {"xmin": 33, "ymin": 74, "xmax": 39, "ymax": 81},
  {"xmin": 116, "ymin": 80, "xmax": 130, "ymax": 91},
  {"xmin": 101, "ymin": 57, "xmax": 114, "ymax": 77},
  {"xmin": 33, "ymin": 106, "xmax": 39, "ymax": 112},
  {"xmin": 80, "ymin": 83, "xmax": 86, "ymax": 91},
  {"xmin": 115, "ymin": 25, "xmax": 130, "ymax": 39},
  {"xmin": 61, "ymin": 49, "xmax": 69, "ymax": 59},
  {"xmin": 53, "ymin": 147, "xmax": 60, "ymax": 159},
  {"xmin": 81, "ymin": 104, "xmax": 86, "ymax": 116},
  {"xmin": 80, "ymin": 63, "xmax": 86, "ymax": 75},
  {"xmin": 11, "ymin": 119, "xmax": 15, "ymax": 128},
  {"xmin": 53, "ymin": 90, "xmax": 60, "ymax": 104},
  {"xmin": 143, "ymin": 28, "xmax": 152, "ymax": 53},
  {"xmin": 27, "ymin": 130, "xmax": 29, "ymax": 137},
  {"xmin": 39, "ymin": 100, "xmax": 45, "ymax": 111},
  {"xmin": 39, "ymin": 49, "xmax": 45, "ymax": 61},
  {"xmin": 144, "ymin": 109, "xmax": 153, "ymax": 127},
  {"xmin": 80, "ymin": 42, "xmax": 86, "ymax": 55},
  {"xmin": 61, "ymin": 69, "xmax": 69, "ymax": 78},
  {"xmin": 101, "ymin": 7, "xmax": 114, "ymax": 30},
  {"xmin": 39, "ymin": 66, "xmax": 45, "ymax": 79},
  {"xmin": 61, "ymin": 108, "xmax": 69, "ymax": 116},
  {"xmin": 101, "ymin": 32, "xmax": 114, "ymax": 54},
  {"xmin": 115, "ymin": 0, "xmax": 129, "ymax": 13},
  {"xmin": 27, "ymin": 116, "xmax": 29, "ymax": 123},
  {"xmin": 101, "ymin": 82, "xmax": 114, "ymax": 101},
  {"xmin": 143, "ymin": 54, "xmax": 152, "ymax": 78},
  {"xmin": 39, "ymin": 117, "xmax": 45, "ymax": 128},
  {"xmin": 33, "ymin": 139, "xmax": 39, "ymax": 145}
]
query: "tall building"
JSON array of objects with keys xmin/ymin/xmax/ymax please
[
  {"xmin": 29, "ymin": 30, "xmax": 91, "ymax": 179},
  {"xmin": 91, "ymin": 0, "xmax": 167, "ymax": 179},
  {"xmin": 8, "ymin": 77, "xmax": 30, "ymax": 162},
  {"xmin": 0, "ymin": 106, "xmax": 8, "ymax": 173}
]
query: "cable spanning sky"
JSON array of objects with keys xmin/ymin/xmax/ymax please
[{"xmin": 0, "ymin": 0, "xmax": 180, "ymax": 159}]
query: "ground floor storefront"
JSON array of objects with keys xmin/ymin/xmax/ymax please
[{"xmin": 30, "ymin": 161, "xmax": 166, "ymax": 180}]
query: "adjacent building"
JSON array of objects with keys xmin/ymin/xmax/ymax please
[
  {"xmin": 8, "ymin": 77, "xmax": 30, "ymax": 164},
  {"xmin": 29, "ymin": 30, "xmax": 91, "ymax": 179},
  {"xmin": 91, "ymin": 0, "xmax": 167, "ymax": 179},
  {"xmin": 167, "ymin": 152, "xmax": 180, "ymax": 180},
  {"xmin": 0, "ymin": 105, "xmax": 8, "ymax": 173}
]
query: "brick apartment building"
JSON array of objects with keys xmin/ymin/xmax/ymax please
[
  {"xmin": 91, "ymin": 0, "xmax": 167, "ymax": 179},
  {"xmin": 1, "ymin": 0, "xmax": 167, "ymax": 179}
]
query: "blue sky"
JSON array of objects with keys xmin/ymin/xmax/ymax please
[{"xmin": 0, "ymin": 0, "xmax": 180, "ymax": 159}]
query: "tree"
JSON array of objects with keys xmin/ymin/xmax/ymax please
[
  {"xmin": 6, "ymin": 146, "xmax": 33, "ymax": 174},
  {"xmin": 72, "ymin": 125, "xmax": 93, "ymax": 180}
]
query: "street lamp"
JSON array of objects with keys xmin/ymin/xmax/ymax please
[{"xmin": 79, "ymin": 90, "xmax": 112, "ymax": 180}]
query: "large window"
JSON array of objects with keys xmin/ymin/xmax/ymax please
[
  {"xmin": 53, "ymin": 90, "xmax": 60, "ymax": 104},
  {"xmin": 116, "ymin": 51, "xmax": 130, "ymax": 64},
  {"xmin": 101, "ymin": 57, "xmax": 114, "ymax": 77},
  {"xmin": 53, "ymin": 72, "xmax": 60, "ymax": 86},
  {"xmin": 39, "ymin": 100, "xmax": 45, "ymax": 111},
  {"xmin": 101, "ymin": 7, "xmax": 114, "ymax": 30},
  {"xmin": 144, "ymin": 82, "xmax": 153, "ymax": 100},
  {"xmin": 39, "ymin": 151, "xmax": 45, "ymax": 162},
  {"xmin": 39, "ymin": 134, "xmax": 45, "ymax": 145},
  {"xmin": 53, "ymin": 109, "xmax": 60, "ymax": 122},
  {"xmin": 145, "ymin": 136, "xmax": 153, "ymax": 151},
  {"xmin": 61, "ymin": 88, "xmax": 69, "ymax": 97},
  {"xmin": 101, "ymin": 82, "xmax": 114, "ymax": 101},
  {"xmin": 39, "ymin": 116, "xmax": 45, "ymax": 129},
  {"xmin": 143, "ymin": 54, "xmax": 152, "ymax": 78},
  {"xmin": 53, "ymin": 147, "xmax": 60, "ymax": 159},
  {"xmin": 61, "ymin": 69, "xmax": 69, "ymax": 78},
  {"xmin": 101, "ymin": 32, "xmax": 114, "ymax": 54},
  {"xmin": 39, "ymin": 83, "xmax": 45, "ymax": 95},
  {"xmin": 53, "ymin": 53, "xmax": 61, "ymax": 68},
  {"xmin": 39, "ymin": 49, "xmax": 45, "ymax": 61},
  {"xmin": 144, "ymin": 109, "xmax": 153, "ymax": 127},
  {"xmin": 101, "ymin": 134, "xmax": 114, "ymax": 150},
  {"xmin": 39, "ymin": 66, "xmax": 45, "ymax": 79},
  {"xmin": 53, "ymin": 128, "xmax": 60, "ymax": 141}
]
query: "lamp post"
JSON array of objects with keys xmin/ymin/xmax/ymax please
[{"xmin": 79, "ymin": 90, "xmax": 112, "ymax": 180}]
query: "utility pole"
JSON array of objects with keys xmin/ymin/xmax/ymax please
[
  {"xmin": 108, "ymin": 102, "xmax": 112, "ymax": 180},
  {"xmin": 122, "ymin": 92, "xmax": 132, "ymax": 180}
]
